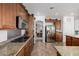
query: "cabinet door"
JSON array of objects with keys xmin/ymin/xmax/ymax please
[
  {"xmin": 0, "ymin": 4, "xmax": 2, "ymax": 28},
  {"xmin": 2, "ymin": 4, "xmax": 17, "ymax": 29},
  {"xmin": 72, "ymin": 37, "xmax": 79, "ymax": 46},
  {"xmin": 29, "ymin": 40, "xmax": 33, "ymax": 54},
  {"xmin": 28, "ymin": 16, "xmax": 34, "ymax": 36},
  {"xmin": 8, "ymin": 4, "xmax": 17, "ymax": 29},
  {"xmin": 24, "ymin": 38, "xmax": 34, "ymax": 56},
  {"xmin": 24, "ymin": 42, "xmax": 30, "ymax": 56},
  {"xmin": 16, "ymin": 47, "xmax": 24, "ymax": 56},
  {"xmin": 66, "ymin": 36, "xmax": 72, "ymax": 46},
  {"xmin": 55, "ymin": 20, "xmax": 61, "ymax": 30},
  {"xmin": 2, "ymin": 4, "xmax": 8, "ymax": 28},
  {"xmin": 16, "ymin": 4, "xmax": 28, "ymax": 22},
  {"xmin": 16, "ymin": 37, "xmax": 34, "ymax": 56},
  {"xmin": 25, "ymin": 46, "xmax": 30, "ymax": 56},
  {"xmin": 55, "ymin": 32, "xmax": 62, "ymax": 42}
]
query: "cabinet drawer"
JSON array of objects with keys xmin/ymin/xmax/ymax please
[
  {"xmin": 72, "ymin": 38, "xmax": 79, "ymax": 46},
  {"xmin": 56, "ymin": 32, "xmax": 62, "ymax": 42},
  {"xmin": 66, "ymin": 36, "xmax": 72, "ymax": 46},
  {"xmin": 24, "ymin": 46, "xmax": 30, "ymax": 56}
]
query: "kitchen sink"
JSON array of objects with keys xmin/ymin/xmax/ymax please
[{"xmin": 11, "ymin": 36, "xmax": 29, "ymax": 42}]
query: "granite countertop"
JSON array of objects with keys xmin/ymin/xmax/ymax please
[
  {"xmin": 55, "ymin": 46, "xmax": 79, "ymax": 56},
  {"xmin": 0, "ymin": 35, "xmax": 29, "ymax": 56},
  {"xmin": 0, "ymin": 42, "xmax": 24, "ymax": 56},
  {"xmin": 66, "ymin": 34, "xmax": 79, "ymax": 38}
]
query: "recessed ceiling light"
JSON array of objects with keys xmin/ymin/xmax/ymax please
[{"xmin": 50, "ymin": 7, "xmax": 54, "ymax": 9}]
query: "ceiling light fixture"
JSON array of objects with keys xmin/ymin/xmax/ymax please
[
  {"xmin": 50, "ymin": 7, "xmax": 54, "ymax": 9},
  {"xmin": 49, "ymin": 7, "xmax": 55, "ymax": 19}
]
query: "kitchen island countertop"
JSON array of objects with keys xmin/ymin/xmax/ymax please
[
  {"xmin": 55, "ymin": 46, "xmax": 79, "ymax": 56},
  {"xmin": 66, "ymin": 35, "xmax": 79, "ymax": 38}
]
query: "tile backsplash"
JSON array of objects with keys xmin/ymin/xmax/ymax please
[{"xmin": 7, "ymin": 29, "xmax": 21, "ymax": 39}]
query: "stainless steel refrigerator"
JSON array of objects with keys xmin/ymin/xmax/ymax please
[{"xmin": 45, "ymin": 23, "xmax": 55, "ymax": 42}]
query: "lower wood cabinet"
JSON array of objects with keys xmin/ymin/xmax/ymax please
[
  {"xmin": 16, "ymin": 46, "xmax": 25, "ymax": 56},
  {"xmin": 16, "ymin": 36, "xmax": 34, "ymax": 56},
  {"xmin": 72, "ymin": 37, "xmax": 79, "ymax": 46},
  {"xmin": 66, "ymin": 36, "xmax": 79, "ymax": 46},
  {"xmin": 66, "ymin": 36, "xmax": 72, "ymax": 46},
  {"xmin": 55, "ymin": 31, "xmax": 62, "ymax": 42},
  {"xmin": 24, "ymin": 39, "xmax": 34, "ymax": 56},
  {"xmin": 24, "ymin": 44, "xmax": 30, "ymax": 56}
]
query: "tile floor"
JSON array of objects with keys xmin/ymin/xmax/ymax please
[{"xmin": 31, "ymin": 41, "xmax": 64, "ymax": 56}]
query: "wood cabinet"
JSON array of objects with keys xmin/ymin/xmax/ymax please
[
  {"xmin": 55, "ymin": 31, "xmax": 62, "ymax": 42},
  {"xmin": 16, "ymin": 36, "xmax": 34, "ymax": 56},
  {"xmin": 55, "ymin": 20, "xmax": 61, "ymax": 30},
  {"xmin": 66, "ymin": 36, "xmax": 72, "ymax": 46},
  {"xmin": 24, "ymin": 43, "xmax": 30, "ymax": 56},
  {"xmin": 16, "ymin": 46, "xmax": 25, "ymax": 56},
  {"xmin": 16, "ymin": 4, "xmax": 29, "ymax": 22},
  {"xmin": 0, "ymin": 4, "xmax": 2, "ymax": 28},
  {"xmin": 0, "ymin": 3, "xmax": 29, "ymax": 29},
  {"xmin": 54, "ymin": 19, "xmax": 62, "ymax": 42},
  {"xmin": 66, "ymin": 36, "xmax": 79, "ymax": 46},
  {"xmin": 28, "ymin": 15, "xmax": 34, "ymax": 36},
  {"xmin": 24, "ymin": 38, "xmax": 33, "ymax": 56},
  {"xmin": 1, "ymin": 3, "xmax": 17, "ymax": 29},
  {"xmin": 72, "ymin": 37, "xmax": 79, "ymax": 46}
]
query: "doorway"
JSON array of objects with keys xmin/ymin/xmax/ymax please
[{"xmin": 34, "ymin": 16, "xmax": 45, "ymax": 43}]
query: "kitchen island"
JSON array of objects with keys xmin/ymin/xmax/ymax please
[
  {"xmin": 66, "ymin": 35, "xmax": 79, "ymax": 38},
  {"xmin": 66, "ymin": 35, "xmax": 79, "ymax": 46},
  {"xmin": 55, "ymin": 46, "xmax": 79, "ymax": 56},
  {"xmin": 0, "ymin": 35, "xmax": 33, "ymax": 56}
]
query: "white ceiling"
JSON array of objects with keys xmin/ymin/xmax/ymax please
[{"xmin": 23, "ymin": 3, "xmax": 79, "ymax": 19}]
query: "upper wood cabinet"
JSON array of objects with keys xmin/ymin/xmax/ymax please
[
  {"xmin": 55, "ymin": 20, "xmax": 61, "ymax": 30},
  {"xmin": 1, "ymin": 3, "xmax": 17, "ymax": 29},
  {"xmin": 0, "ymin": 4, "xmax": 2, "ymax": 28},
  {"xmin": 0, "ymin": 3, "xmax": 29, "ymax": 29},
  {"xmin": 28, "ymin": 15, "xmax": 34, "ymax": 36},
  {"xmin": 66, "ymin": 36, "xmax": 72, "ymax": 46},
  {"xmin": 16, "ymin": 4, "xmax": 29, "ymax": 22},
  {"xmin": 45, "ymin": 19, "xmax": 62, "ymax": 42}
]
